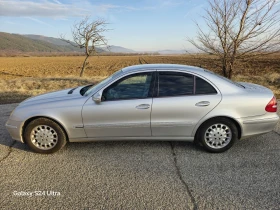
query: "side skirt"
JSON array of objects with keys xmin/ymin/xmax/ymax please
[{"xmin": 69, "ymin": 136, "xmax": 194, "ymax": 142}]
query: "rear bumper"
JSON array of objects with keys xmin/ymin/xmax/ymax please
[
  {"xmin": 5, "ymin": 119, "xmax": 24, "ymax": 143},
  {"xmin": 239, "ymin": 115, "xmax": 279, "ymax": 139}
]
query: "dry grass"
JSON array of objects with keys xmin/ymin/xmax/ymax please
[
  {"xmin": 0, "ymin": 54, "xmax": 279, "ymax": 103},
  {"xmin": 0, "ymin": 56, "xmax": 140, "ymax": 79},
  {"xmin": 0, "ymin": 76, "xmax": 106, "ymax": 104}
]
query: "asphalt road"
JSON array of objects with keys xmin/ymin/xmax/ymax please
[{"xmin": 0, "ymin": 103, "xmax": 280, "ymax": 210}]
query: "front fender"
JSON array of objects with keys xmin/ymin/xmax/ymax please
[{"xmin": 11, "ymin": 98, "xmax": 88, "ymax": 140}]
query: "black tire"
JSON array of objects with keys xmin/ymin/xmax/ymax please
[
  {"xmin": 196, "ymin": 118, "xmax": 238, "ymax": 153},
  {"xmin": 23, "ymin": 118, "xmax": 67, "ymax": 154}
]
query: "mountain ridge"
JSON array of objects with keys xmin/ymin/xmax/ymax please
[
  {"xmin": 0, "ymin": 32, "xmax": 187, "ymax": 55},
  {"xmin": 0, "ymin": 32, "xmax": 83, "ymax": 53}
]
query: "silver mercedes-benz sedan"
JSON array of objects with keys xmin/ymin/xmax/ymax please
[{"xmin": 6, "ymin": 64, "xmax": 279, "ymax": 154}]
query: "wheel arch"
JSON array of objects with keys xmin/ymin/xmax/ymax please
[
  {"xmin": 21, "ymin": 116, "xmax": 69, "ymax": 143},
  {"xmin": 194, "ymin": 116, "xmax": 242, "ymax": 140}
]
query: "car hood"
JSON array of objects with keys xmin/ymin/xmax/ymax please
[{"xmin": 20, "ymin": 86, "xmax": 84, "ymax": 106}]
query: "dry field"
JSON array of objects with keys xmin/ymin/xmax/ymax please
[{"xmin": 0, "ymin": 55, "xmax": 279, "ymax": 103}]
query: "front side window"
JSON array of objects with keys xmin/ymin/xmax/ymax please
[
  {"xmin": 83, "ymin": 69, "xmax": 124, "ymax": 96},
  {"xmin": 158, "ymin": 72, "xmax": 194, "ymax": 97},
  {"xmin": 102, "ymin": 72, "xmax": 153, "ymax": 101}
]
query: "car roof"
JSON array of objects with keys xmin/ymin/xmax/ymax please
[
  {"xmin": 121, "ymin": 64, "xmax": 205, "ymax": 73},
  {"xmin": 121, "ymin": 64, "xmax": 243, "ymax": 94}
]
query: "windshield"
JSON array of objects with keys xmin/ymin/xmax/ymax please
[
  {"xmin": 83, "ymin": 69, "xmax": 124, "ymax": 96},
  {"xmin": 204, "ymin": 69, "xmax": 244, "ymax": 88}
]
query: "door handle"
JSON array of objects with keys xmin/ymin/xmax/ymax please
[
  {"xmin": 136, "ymin": 104, "xmax": 150, "ymax": 109},
  {"xmin": 195, "ymin": 101, "xmax": 210, "ymax": 107}
]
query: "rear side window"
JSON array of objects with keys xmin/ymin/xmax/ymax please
[
  {"xmin": 195, "ymin": 77, "xmax": 217, "ymax": 94},
  {"xmin": 158, "ymin": 72, "xmax": 194, "ymax": 97}
]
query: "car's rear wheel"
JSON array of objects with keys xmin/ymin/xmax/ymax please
[
  {"xmin": 24, "ymin": 118, "xmax": 67, "ymax": 154},
  {"xmin": 197, "ymin": 118, "xmax": 238, "ymax": 153}
]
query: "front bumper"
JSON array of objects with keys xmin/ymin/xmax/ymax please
[
  {"xmin": 5, "ymin": 119, "xmax": 24, "ymax": 143},
  {"xmin": 239, "ymin": 115, "xmax": 279, "ymax": 139}
]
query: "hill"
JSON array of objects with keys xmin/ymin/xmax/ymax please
[
  {"xmin": 24, "ymin": 34, "xmax": 72, "ymax": 46},
  {"xmin": 0, "ymin": 32, "xmax": 82, "ymax": 53},
  {"xmin": 0, "ymin": 32, "xmax": 187, "ymax": 55},
  {"xmin": 101, "ymin": 45, "xmax": 136, "ymax": 53},
  {"xmin": 157, "ymin": 49, "xmax": 186, "ymax": 55}
]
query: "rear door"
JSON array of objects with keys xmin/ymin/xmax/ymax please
[{"xmin": 151, "ymin": 70, "xmax": 222, "ymax": 137}]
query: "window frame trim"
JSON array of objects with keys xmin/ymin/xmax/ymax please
[{"xmin": 154, "ymin": 70, "xmax": 219, "ymax": 98}]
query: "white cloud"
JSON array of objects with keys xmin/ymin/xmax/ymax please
[
  {"xmin": 159, "ymin": 0, "xmax": 184, "ymax": 7},
  {"xmin": 154, "ymin": 0, "xmax": 192, "ymax": 8},
  {"xmin": 3, "ymin": 20, "xmax": 16, "ymax": 24},
  {"xmin": 52, "ymin": 0, "xmax": 62, "ymax": 4},
  {"xmin": 0, "ymin": 0, "xmax": 196, "ymax": 19},
  {"xmin": 0, "ymin": 0, "xmax": 194, "ymax": 19},
  {"xmin": 25, "ymin": 17, "xmax": 53, "ymax": 27},
  {"xmin": 0, "ymin": 0, "xmax": 86, "ymax": 17},
  {"xmin": 184, "ymin": 3, "xmax": 205, "ymax": 18},
  {"xmin": 0, "ymin": 0, "xmax": 130, "ymax": 18}
]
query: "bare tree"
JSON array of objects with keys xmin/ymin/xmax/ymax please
[
  {"xmin": 61, "ymin": 17, "xmax": 109, "ymax": 77},
  {"xmin": 188, "ymin": 0, "xmax": 280, "ymax": 79}
]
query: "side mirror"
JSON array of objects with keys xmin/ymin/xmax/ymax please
[{"xmin": 92, "ymin": 92, "xmax": 102, "ymax": 103}]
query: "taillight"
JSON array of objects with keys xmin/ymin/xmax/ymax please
[{"xmin": 265, "ymin": 96, "xmax": 277, "ymax": 112}]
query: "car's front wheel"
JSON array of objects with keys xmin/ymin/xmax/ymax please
[
  {"xmin": 23, "ymin": 118, "xmax": 67, "ymax": 154},
  {"xmin": 197, "ymin": 118, "xmax": 238, "ymax": 153}
]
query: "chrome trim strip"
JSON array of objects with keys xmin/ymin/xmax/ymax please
[
  {"xmin": 73, "ymin": 125, "xmax": 84, "ymax": 128},
  {"xmin": 5, "ymin": 124, "xmax": 17, "ymax": 129},
  {"xmin": 152, "ymin": 121, "xmax": 196, "ymax": 127},
  {"xmin": 84, "ymin": 121, "xmax": 196, "ymax": 129},
  {"xmin": 243, "ymin": 117, "xmax": 279, "ymax": 124},
  {"xmin": 84, "ymin": 122, "xmax": 150, "ymax": 129}
]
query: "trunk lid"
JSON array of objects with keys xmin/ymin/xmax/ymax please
[{"xmin": 237, "ymin": 82, "xmax": 273, "ymax": 94}]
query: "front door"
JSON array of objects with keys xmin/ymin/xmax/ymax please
[{"xmin": 82, "ymin": 71, "xmax": 155, "ymax": 137}]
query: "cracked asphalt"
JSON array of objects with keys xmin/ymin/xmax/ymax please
[{"xmin": 0, "ymin": 103, "xmax": 280, "ymax": 210}]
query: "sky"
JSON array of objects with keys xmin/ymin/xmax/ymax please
[{"xmin": 0, "ymin": 0, "xmax": 208, "ymax": 51}]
